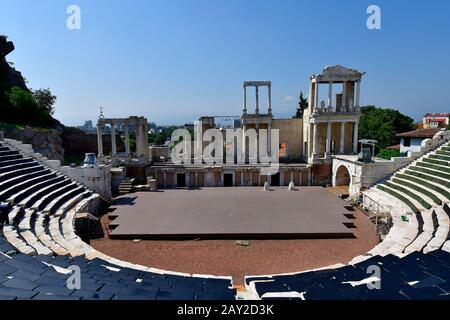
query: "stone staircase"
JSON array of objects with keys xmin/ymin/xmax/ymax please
[
  {"xmin": 355, "ymin": 140, "xmax": 450, "ymax": 262},
  {"xmin": 118, "ymin": 178, "xmax": 134, "ymax": 196}
]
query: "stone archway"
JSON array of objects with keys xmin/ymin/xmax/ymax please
[{"xmin": 334, "ymin": 165, "xmax": 351, "ymax": 188}]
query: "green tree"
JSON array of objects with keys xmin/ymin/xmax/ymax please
[
  {"xmin": 33, "ymin": 88, "xmax": 56, "ymax": 115},
  {"xmin": 359, "ymin": 105, "xmax": 416, "ymax": 149},
  {"xmin": 293, "ymin": 92, "xmax": 308, "ymax": 118},
  {"xmin": 5, "ymin": 86, "xmax": 53, "ymax": 126}
]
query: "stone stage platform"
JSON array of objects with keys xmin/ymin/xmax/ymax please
[{"xmin": 108, "ymin": 187, "xmax": 355, "ymax": 240}]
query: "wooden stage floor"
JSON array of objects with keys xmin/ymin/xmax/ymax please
[{"xmin": 108, "ymin": 187, "xmax": 355, "ymax": 240}]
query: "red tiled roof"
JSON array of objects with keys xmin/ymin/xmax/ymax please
[
  {"xmin": 396, "ymin": 128, "xmax": 441, "ymax": 138},
  {"xmin": 424, "ymin": 113, "xmax": 450, "ymax": 117},
  {"xmin": 386, "ymin": 144, "xmax": 400, "ymax": 151}
]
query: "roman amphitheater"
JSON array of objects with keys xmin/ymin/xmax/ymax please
[{"xmin": 1, "ymin": 65, "xmax": 450, "ymax": 300}]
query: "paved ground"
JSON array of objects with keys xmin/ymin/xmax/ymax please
[
  {"xmin": 109, "ymin": 187, "xmax": 354, "ymax": 239},
  {"xmin": 92, "ymin": 188, "xmax": 378, "ymax": 285}
]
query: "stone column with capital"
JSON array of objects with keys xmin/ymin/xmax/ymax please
[
  {"xmin": 325, "ymin": 122, "xmax": 332, "ymax": 159},
  {"xmin": 353, "ymin": 121, "xmax": 359, "ymax": 154},
  {"xmin": 242, "ymin": 124, "xmax": 246, "ymax": 164},
  {"xmin": 135, "ymin": 124, "xmax": 141, "ymax": 157},
  {"xmin": 97, "ymin": 124, "xmax": 103, "ymax": 158},
  {"xmin": 255, "ymin": 86, "xmax": 259, "ymax": 114},
  {"xmin": 308, "ymin": 81, "xmax": 314, "ymax": 110},
  {"xmin": 342, "ymin": 81, "xmax": 347, "ymax": 112},
  {"xmin": 243, "ymin": 85, "xmax": 247, "ymax": 115},
  {"xmin": 328, "ymin": 82, "xmax": 333, "ymax": 112},
  {"xmin": 340, "ymin": 122, "xmax": 346, "ymax": 154},
  {"xmin": 142, "ymin": 121, "xmax": 149, "ymax": 159},
  {"xmin": 314, "ymin": 83, "xmax": 319, "ymax": 110},
  {"xmin": 311, "ymin": 123, "xmax": 318, "ymax": 161},
  {"xmin": 256, "ymin": 124, "xmax": 260, "ymax": 163},
  {"xmin": 356, "ymin": 80, "xmax": 361, "ymax": 108},
  {"xmin": 111, "ymin": 123, "xmax": 117, "ymax": 157},
  {"xmin": 124, "ymin": 124, "xmax": 130, "ymax": 156}
]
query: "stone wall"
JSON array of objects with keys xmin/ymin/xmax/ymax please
[
  {"xmin": 62, "ymin": 127, "xmax": 124, "ymax": 160},
  {"xmin": 3, "ymin": 126, "xmax": 64, "ymax": 161},
  {"xmin": 272, "ymin": 118, "xmax": 303, "ymax": 162}
]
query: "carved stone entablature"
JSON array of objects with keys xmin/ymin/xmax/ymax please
[
  {"xmin": 241, "ymin": 114, "xmax": 273, "ymax": 125},
  {"xmin": 311, "ymin": 65, "xmax": 365, "ymax": 83},
  {"xmin": 243, "ymin": 81, "xmax": 271, "ymax": 87}
]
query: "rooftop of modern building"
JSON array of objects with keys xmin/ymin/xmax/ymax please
[{"xmin": 396, "ymin": 128, "xmax": 442, "ymax": 138}]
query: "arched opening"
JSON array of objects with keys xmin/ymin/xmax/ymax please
[{"xmin": 335, "ymin": 165, "xmax": 351, "ymax": 191}]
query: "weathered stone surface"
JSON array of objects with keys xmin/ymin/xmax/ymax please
[
  {"xmin": 4, "ymin": 126, "xmax": 64, "ymax": 161},
  {"xmin": 62, "ymin": 126, "xmax": 124, "ymax": 157}
]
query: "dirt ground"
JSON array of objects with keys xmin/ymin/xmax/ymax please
[{"xmin": 92, "ymin": 205, "xmax": 377, "ymax": 285}]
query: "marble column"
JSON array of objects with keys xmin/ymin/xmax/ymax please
[
  {"xmin": 111, "ymin": 124, "xmax": 117, "ymax": 157},
  {"xmin": 308, "ymin": 81, "xmax": 313, "ymax": 109},
  {"xmin": 356, "ymin": 80, "xmax": 361, "ymax": 107},
  {"xmin": 256, "ymin": 124, "xmax": 260, "ymax": 162},
  {"xmin": 342, "ymin": 81, "xmax": 347, "ymax": 111},
  {"xmin": 97, "ymin": 125, "xmax": 103, "ymax": 157},
  {"xmin": 242, "ymin": 124, "xmax": 246, "ymax": 164},
  {"xmin": 124, "ymin": 124, "xmax": 130, "ymax": 156},
  {"xmin": 135, "ymin": 124, "xmax": 141, "ymax": 156},
  {"xmin": 243, "ymin": 86, "xmax": 247, "ymax": 114},
  {"xmin": 325, "ymin": 122, "xmax": 332, "ymax": 158},
  {"xmin": 353, "ymin": 121, "xmax": 359, "ymax": 154},
  {"xmin": 314, "ymin": 82, "xmax": 319, "ymax": 109},
  {"xmin": 340, "ymin": 122, "xmax": 346, "ymax": 154},
  {"xmin": 328, "ymin": 82, "xmax": 333, "ymax": 111},
  {"xmin": 267, "ymin": 124, "xmax": 272, "ymax": 156},
  {"xmin": 139, "ymin": 124, "xmax": 145, "ymax": 157},
  {"xmin": 312, "ymin": 123, "xmax": 318, "ymax": 159},
  {"xmin": 255, "ymin": 86, "xmax": 259, "ymax": 114}
]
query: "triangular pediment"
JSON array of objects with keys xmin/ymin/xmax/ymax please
[
  {"xmin": 322, "ymin": 65, "xmax": 363, "ymax": 77},
  {"xmin": 311, "ymin": 65, "xmax": 365, "ymax": 82}
]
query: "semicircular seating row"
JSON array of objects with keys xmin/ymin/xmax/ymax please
[
  {"xmin": 246, "ymin": 140, "xmax": 450, "ymax": 300},
  {"xmin": 0, "ymin": 142, "xmax": 236, "ymax": 300}
]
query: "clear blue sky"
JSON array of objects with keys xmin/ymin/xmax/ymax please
[{"xmin": 1, "ymin": 0, "xmax": 450, "ymax": 126}]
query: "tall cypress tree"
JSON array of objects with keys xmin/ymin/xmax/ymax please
[{"xmin": 293, "ymin": 92, "xmax": 308, "ymax": 118}]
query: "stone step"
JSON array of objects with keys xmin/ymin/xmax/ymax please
[
  {"xmin": 31, "ymin": 182, "xmax": 79, "ymax": 212},
  {"xmin": 33, "ymin": 214, "xmax": 69, "ymax": 256},
  {"xmin": 0, "ymin": 161, "xmax": 40, "ymax": 175},
  {"xmin": 0, "ymin": 165, "xmax": 46, "ymax": 183},
  {"xmin": 0, "ymin": 157, "xmax": 34, "ymax": 168},
  {"xmin": 2, "ymin": 224, "xmax": 37, "ymax": 256},
  {"xmin": 19, "ymin": 178, "xmax": 72, "ymax": 209},
  {"xmin": 7, "ymin": 174, "xmax": 64, "ymax": 205},
  {"xmin": 0, "ymin": 169, "xmax": 51, "ymax": 192}
]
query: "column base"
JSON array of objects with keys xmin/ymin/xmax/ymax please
[{"xmin": 325, "ymin": 152, "xmax": 332, "ymax": 160}]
